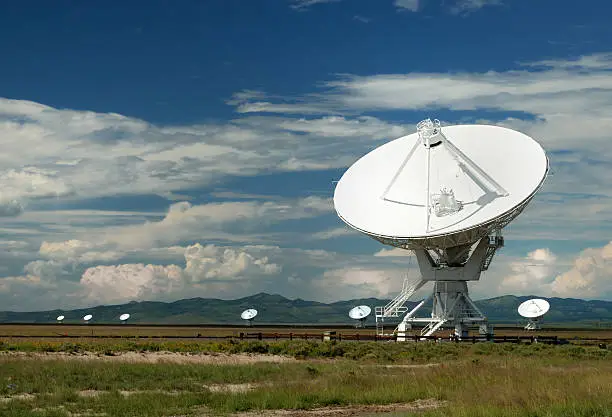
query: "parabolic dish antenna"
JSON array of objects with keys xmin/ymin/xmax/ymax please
[
  {"xmin": 241, "ymin": 308, "xmax": 258, "ymax": 321},
  {"xmin": 119, "ymin": 313, "xmax": 130, "ymax": 322},
  {"xmin": 518, "ymin": 298, "xmax": 550, "ymax": 330},
  {"xmin": 334, "ymin": 119, "xmax": 549, "ymax": 339},
  {"xmin": 83, "ymin": 314, "xmax": 93, "ymax": 322},
  {"xmin": 56, "ymin": 315, "xmax": 65, "ymax": 322},
  {"xmin": 241, "ymin": 309, "xmax": 258, "ymax": 327},
  {"xmin": 518, "ymin": 299, "xmax": 550, "ymax": 318},
  {"xmin": 348, "ymin": 305, "xmax": 371, "ymax": 320},
  {"xmin": 334, "ymin": 120, "xmax": 548, "ymax": 249},
  {"xmin": 348, "ymin": 305, "xmax": 372, "ymax": 328}
]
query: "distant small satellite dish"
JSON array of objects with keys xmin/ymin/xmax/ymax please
[
  {"xmin": 83, "ymin": 314, "xmax": 93, "ymax": 322},
  {"xmin": 348, "ymin": 305, "xmax": 371, "ymax": 328},
  {"xmin": 518, "ymin": 299, "xmax": 550, "ymax": 318},
  {"xmin": 348, "ymin": 305, "xmax": 372, "ymax": 320},
  {"xmin": 518, "ymin": 298, "xmax": 550, "ymax": 330},
  {"xmin": 56, "ymin": 315, "xmax": 65, "ymax": 322},
  {"xmin": 119, "ymin": 313, "xmax": 130, "ymax": 322},
  {"xmin": 241, "ymin": 308, "xmax": 258, "ymax": 326}
]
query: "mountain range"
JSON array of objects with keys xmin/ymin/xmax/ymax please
[{"xmin": 1, "ymin": 293, "xmax": 611, "ymax": 326}]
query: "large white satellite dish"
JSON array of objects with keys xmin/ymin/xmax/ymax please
[
  {"xmin": 83, "ymin": 314, "xmax": 93, "ymax": 322},
  {"xmin": 334, "ymin": 119, "xmax": 549, "ymax": 339},
  {"xmin": 241, "ymin": 308, "xmax": 258, "ymax": 326},
  {"xmin": 119, "ymin": 313, "xmax": 130, "ymax": 323},
  {"xmin": 348, "ymin": 305, "xmax": 371, "ymax": 328},
  {"xmin": 518, "ymin": 298, "xmax": 550, "ymax": 330},
  {"xmin": 56, "ymin": 315, "xmax": 65, "ymax": 323}
]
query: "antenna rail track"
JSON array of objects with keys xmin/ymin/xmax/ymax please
[{"xmin": 0, "ymin": 325, "xmax": 610, "ymax": 345}]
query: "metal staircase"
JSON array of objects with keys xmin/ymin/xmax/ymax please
[{"xmin": 375, "ymin": 273, "xmax": 426, "ymax": 336}]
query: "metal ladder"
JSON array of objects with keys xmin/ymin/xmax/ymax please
[
  {"xmin": 375, "ymin": 273, "xmax": 426, "ymax": 335},
  {"xmin": 481, "ymin": 234, "xmax": 504, "ymax": 271}
]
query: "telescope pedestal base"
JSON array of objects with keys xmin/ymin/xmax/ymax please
[
  {"xmin": 524, "ymin": 318, "xmax": 541, "ymax": 330},
  {"xmin": 394, "ymin": 235, "xmax": 503, "ymax": 340},
  {"xmin": 399, "ymin": 280, "xmax": 492, "ymax": 338}
]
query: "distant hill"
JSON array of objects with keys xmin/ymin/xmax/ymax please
[{"xmin": 0, "ymin": 293, "xmax": 611, "ymax": 326}]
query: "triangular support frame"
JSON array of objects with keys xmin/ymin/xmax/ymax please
[{"xmin": 380, "ymin": 118, "xmax": 509, "ymax": 233}]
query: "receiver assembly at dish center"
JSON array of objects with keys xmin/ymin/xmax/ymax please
[{"xmin": 333, "ymin": 118, "xmax": 549, "ymax": 339}]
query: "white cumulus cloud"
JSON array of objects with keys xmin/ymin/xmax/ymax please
[
  {"xmin": 79, "ymin": 243, "xmax": 282, "ymax": 305},
  {"xmin": 550, "ymin": 242, "xmax": 612, "ymax": 299}
]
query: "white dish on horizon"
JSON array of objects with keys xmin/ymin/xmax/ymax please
[
  {"xmin": 56, "ymin": 315, "xmax": 65, "ymax": 321},
  {"xmin": 83, "ymin": 314, "xmax": 93, "ymax": 322},
  {"xmin": 119, "ymin": 313, "xmax": 130, "ymax": 321},
  {"xmin": 518, "ymin": 298, "xmax": 550, "ymax": 318},
  {"xmin": 348, "ymin": 305, "xmax": 372, "ymax": 320},
  {"xmin": 241, "ymin": 309, "xmax": 258, "ymax": 320},
  {"xmin": 334, "ymin": 123, "xmax": 548, "ymax": 248}
]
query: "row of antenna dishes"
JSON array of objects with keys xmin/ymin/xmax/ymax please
[
  {"xmin": 56, "ymin": 313, "xmax": 131, "ymax": 323},
  {"xmin": 55, "ymin": 300, "xmax": 545, "ymax": 330},
  {"xmin": 239, "ymin": 306, "xmax": 373, "ymax": 327}
]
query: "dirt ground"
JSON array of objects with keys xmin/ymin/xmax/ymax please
[
  {"xmin": 228, "ymin": 399, "xmax": 446, "ymax": 416},
  {"xmin": 0, "ymin": 350, "xmax": 297, "ymax": 364}
]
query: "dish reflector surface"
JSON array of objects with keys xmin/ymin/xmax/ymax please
[
  {"xmin": 83, "ymin": 314, "xmax": 93, "ymax": 321},
  {"xmin": 56, "ymin": 315, "xmax": 65, "ymax": 321},
  {"xmin": 334, "ymin": 124, "xmax": 548, "ymax": 245},
  {"xmin": 119, "ymin": 313, "xmax": 130, "ymax": 321},
  {"xmin": 348, "ymin": 305, "xmax": 372, "ymax": 320},
  {"xmin": 241, "ymin": 309, "xmax": 258, "ymax": 320},
  {"xmin": 518, "ymin": 299, "xmax": 550, "ymax": 318}
]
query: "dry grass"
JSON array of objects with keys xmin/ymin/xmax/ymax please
[
  {"xmin": 1, "ymin": 337, "xmax": 611, "ymax": 417},
  {"xmin": 0, "ymin": 341, "xmax": 610, "ymax": 416}
]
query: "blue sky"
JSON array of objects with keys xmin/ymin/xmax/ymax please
[{"xmin": 1, "ymin": 0, "xmax": 612, "ymax": 311}]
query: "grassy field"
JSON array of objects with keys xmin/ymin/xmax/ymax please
[{"xmin": 0, "ymin": 339, "xmax": 611, "ymax": 416}]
